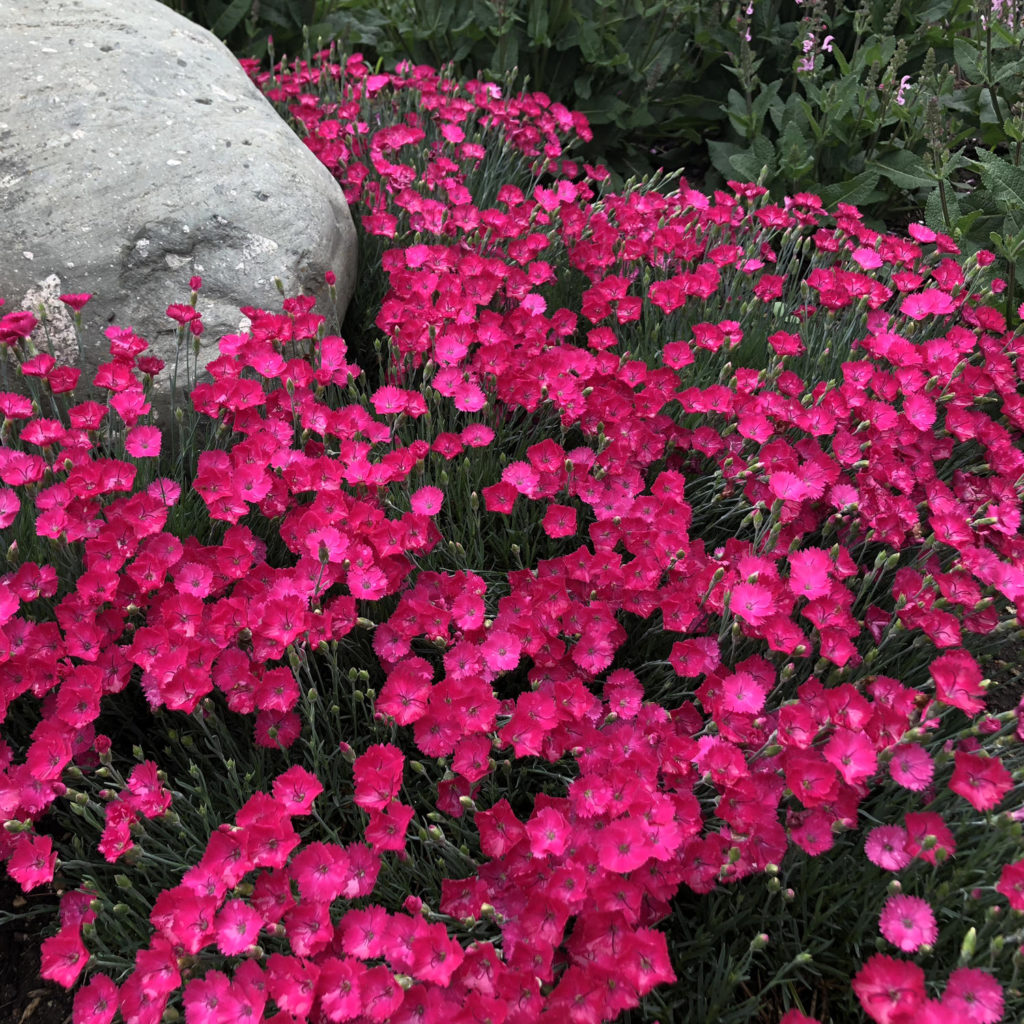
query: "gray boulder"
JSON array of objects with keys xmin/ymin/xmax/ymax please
[{"xmin": 0, "ymin": 0, "xmax": 357, "ymax": 417}]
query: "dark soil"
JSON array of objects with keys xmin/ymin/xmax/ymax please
[{"xmin": 0, "ymin": 876, "xmax": 72, "ymax": 1024}]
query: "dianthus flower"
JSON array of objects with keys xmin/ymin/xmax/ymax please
[
  {"xmin": 995, "ymin": 857, "xmax": 1024, "ymax": 910},
  {"xmin": 942, "ymin": 967, "xmax": 1004, "ymax": 1024},
  {"xmin": 864, "ymin": 825, "xmax": 911, "ymax": 870},
  {"xmin": 879, "ymin": 894, "xmax": 937, "ymax": 952},
  {"xmin": 888, "ymin": 743, "xmax": 934, "ymax": 791},
  {"xmin": 852, "ymin": 955, "xmax": 925, "ymax": 1024}
]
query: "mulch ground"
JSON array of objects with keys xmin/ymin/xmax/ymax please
[{"xmin": 0, "ymin": 876, "xmax": 72, "ymax": 1024}]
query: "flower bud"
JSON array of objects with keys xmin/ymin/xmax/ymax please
[{"xmin": 960, "ymin": 926, "xmax": 977, "ymax": 963}]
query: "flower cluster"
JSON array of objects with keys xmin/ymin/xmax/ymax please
[{"xmin": 0, "ymin": 47, "xmax": 1021, "ymax": 1024}]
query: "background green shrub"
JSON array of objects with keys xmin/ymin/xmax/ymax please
[{"xmin": 163, "ymin": 0, "xmax": 1024, "ymax": 311}]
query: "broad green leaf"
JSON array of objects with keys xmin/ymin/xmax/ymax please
[
  {"xmin": 976, "ymin": 151, "xmax": 1024, "ymax": 212},
  {"xmin": 818, "ymin": 170, "xmax": 880, "ymax": 210},
  {"xmin": 924, "ymin": 184, "xmax": 961, "ymax": 232},
  {"xmin": 707, "ymin": 139, "xmax": 744, "ymax": 181},
  {"xmin": 493, "ymin": 29, "xmax": 519, "ymax": 76},
  {"xmin": 994, "ymin": 56, "xmax": 1024, "ymax": 85},
  {"xmin": 1001, "ymin": 211, "xmax": 1024, "ymax": 244},
  {"xmin": 914, "ymin": 0, "xmax": 958, "ymax": 21},
  {"xmin": 727, "ymin": 97, "xmax": 752, "ymax": 138},
  {"xmin": 573, "ymin": 73, "xmax": 593, "ymax": 100},
  {"xmin": 831, "ymin": 41, "xmax": 850, "ymax": 77},
  {"xmin": 285, "ymin": 0, "xmax": 315, "ymax": 28},
  {"xmin": 953, "ymin": 38, "xmax": 983, "ymax": 81},
  {"xmin": 527, "ymin": 0, "xmax": 549, "ymax": 46},
  {"xmin": 796, "ymin": 98, "xmax": 822, "ymax": 142},
  {"xmin": 751, "ymin": 134, "xmax": 775, "ymax": 168},
  {"xmin": 777, "ymin": 117, "xmax": 813, "ymax": 178},
  {"xmin": 728, "ymin": 148, "xmax": 769, "ymax": 182},
  {"xmin": 869, "ymin": 151, "xmax": 937, "ymax": 190},
  {"xmin": 578, "ymin": 18, "xmax": 601, "ymax": 63},
  {"xmin": 750, "ymin": 79, "xmax": 781, "ymax": 131},
  {"xmin": 210, "ymin": 0, "xmax": 253, "ymax": 38}
]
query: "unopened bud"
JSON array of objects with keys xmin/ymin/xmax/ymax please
[{"xmin": 960, "ymin": 926, "xmax": 977, "ymax": 963}]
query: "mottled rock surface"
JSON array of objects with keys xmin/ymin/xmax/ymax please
[{"xmin": 0, "ymin": 0, "xmax": 357, "ymax": 415}]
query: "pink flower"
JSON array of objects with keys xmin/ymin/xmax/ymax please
[
  {"xmin": 823, "ymin": 728, "xmax": 877, "ymax": 785},
  {"xmin": 852, "ymin": 247, "xmax": 884, "ymax": 270},
  {"xmin": 720, "ymin": 670, "xmax": 767, "ymax": 714},
  {"xmin": 267, "ymin": 954, "xmax": 321, "ymax": 1019},
  {"xmin": 943, "ymin": 968, "xmax": 1004, "ymax": 1024},
  {"xmin": 788, "ymin": 808, "xmax": 835, "ymax": 856},
  {"xmin": 931, "ymin": 650, "xmax": 986, "ymax": 715},
  {"xmin": 903, "ymin": 393, "xmax": 936, "ymax": 430},
  {"xmin": 669, "ymin": 637, "xmax": 721, "ymax": 677},
  {"xmin": 852, "ymin": 955, "xmax": 925, "ymax": 1024},
  {"xmin": 214, "ymin": 898, "xmax": 263, "ymax": 955},
  {"xmin": 0, "ymin": 488, "xmax": 20, "ymax": 529},
  {"xmin": 0, "ymin": 310, "xmax": 38, "ymax": 343},
  {"xmin": 730, "ymin": 581, "xmax": 775, "ymax": 627},
  {"xmin": 995, "ymin": 858, "xmax": 1024, "ymax": 910},
  {"xmin": 409, "ymin": 485, "xmax": 443, "ymax": 515},
  {"xmin": 949, "ymin": 749, "xmax": 1013, "ymax": 811},
  {"xmin": 289, "ymin": 842, "xmax": 352, "ymax": 903},
  {"xmin": 59, "ymin": 292, "xmax": 92, "ymax": 312},
  {"xmin": 166, "ymin": 303, "xmax": 200, "ymax": 325},
  {"xmin": 904, "ymin": 812, "xmax": 955, "ymax": 866},
  {"xmin": 888, "ymin": 743, "xmax": 934, "ymax": 791},
  {"xmin": 787, "ymin": 547, "xmax": 833, "ymax": 600},
  {"xmin": 183, "ymin": 970, "xmax": 240, "ymax": 1024},
  {"xmin": 542, "ymin": 502, "xmax": 577, "ymax": 538},
  {"xmin": 272, "ymin": 765, "xmax": 323, "ymax": 816},
  {"xmin": 901, "ymin": 288, "xmax": 955, "ymax": 320},
  {"xmin": 377, "ymin": 657, "xmax": 432, "ymax": 725},
  {"xmin": 364, "ymin": 802, "xmax": 414, "ymax": 852},
  {"xmin": 479, "ymin": 629, "xmax": 521, "ymax": 673},
  {"xmin": 461, "ymin": 422, "xmax": 494, "ymax": 448},
  {"xmin": 475, "ymin": 799, "xmax": 526, "ymax": 858},
  {"xmin": 598, "ymin": 816, "xmax": 651, "ymax": 873},
  {"xmin": 526, "ymin": 804, "xmax": 571, "ymax": 858},
  {"xmin": 40, "ymin": 926, "xmax": 88, "ymax": 988},
  {"xmin": 315, "ymin": 956, "xmax": 365, "ymax": 1021},
  {"xmin": 482, "ymin": 480, "xmax": 517, "ymax": 513},
  {"xmin": 125, "ymin": 425, "xmax": 162, "ymax": 458},
  {"xmin": 908, "ymin": 223, "xmax": 937, "ymax": 243},
  {"xmin": 72, "ymin": 973, "xmax": 118, "ymax": 1024},
  {"xmin": 879, "ymin": 894, "xmax": 937, "ymax": 952},
  {"xmin": 353, "ymin": 744, "xmax": 405, "ymax": 811},
  {"xmin": 347, "ymin": 563, "xmax": 389, "ymax": 601},
  {"xmin": 865, "ymin": 825, "xmax": 911, "ymax": 870},
  {"xmin": 7, "ymin": 832, "xmax": 57, "ymax": 891}
]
